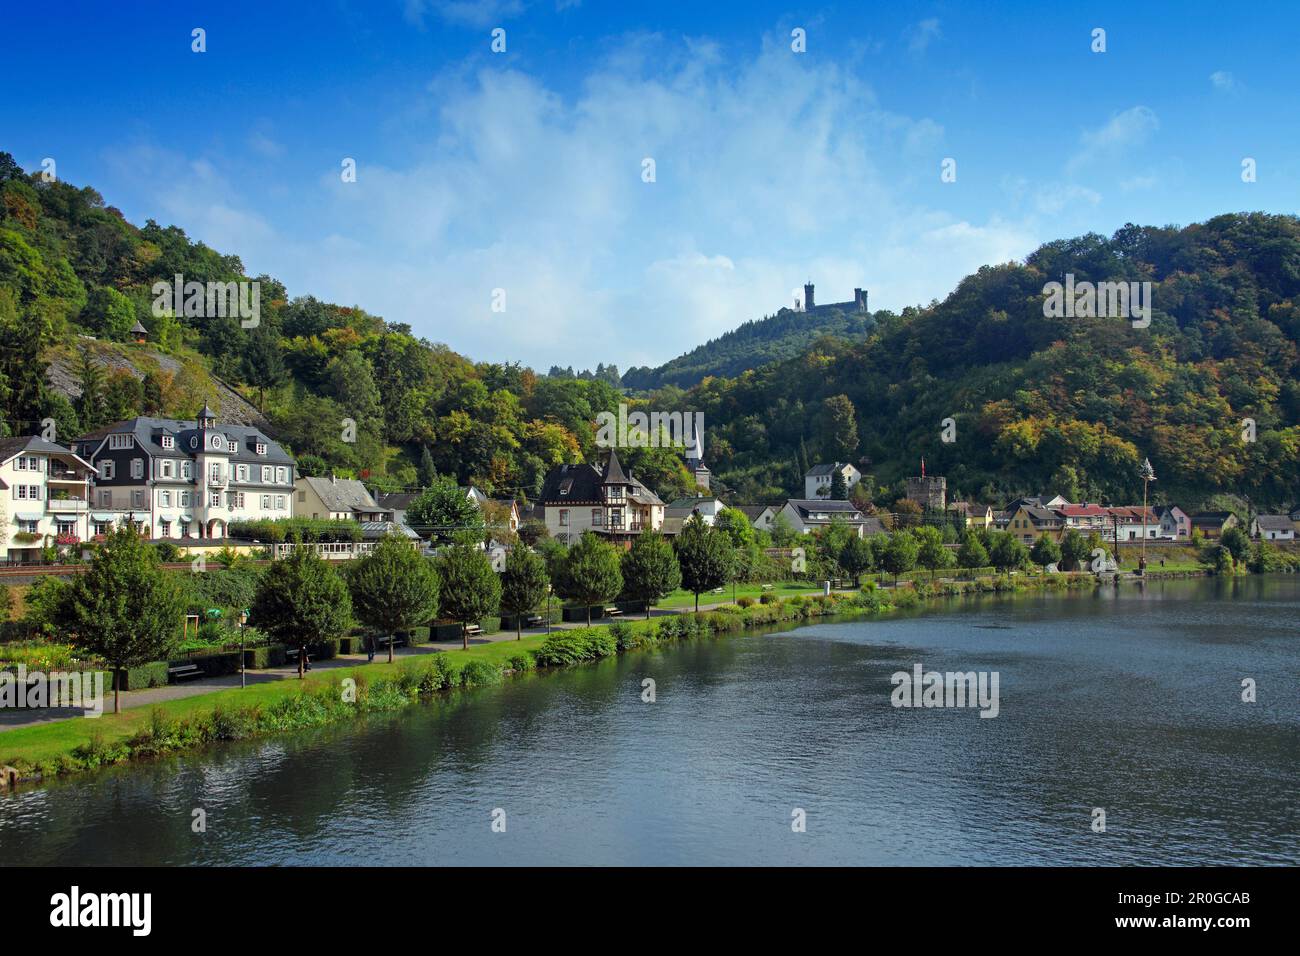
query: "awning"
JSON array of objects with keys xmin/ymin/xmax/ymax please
[
  {"xmin": 14, "ymin": 512, "xmax": 42, "ymax": 521},
  {"xmin": 90, "ymin": 513, "xmax": 116, "ymax": 522},
  {"xmin": 179, "ymin": 514, "xmax": 193, "ymax": 522},
  {"xmin": 53, "ymin": 515, "xmax": 78, "ymax": 523}
]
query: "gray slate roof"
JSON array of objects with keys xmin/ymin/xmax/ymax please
[{"xmin": 301, "ymin": 476, "xmax": 386, "ymax": 515}]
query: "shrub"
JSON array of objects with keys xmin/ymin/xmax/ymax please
[
  {"xmin": 736, "ymin": 596, "xmax": 755, "ymax": 608},
  {"xmin": 534, "ymin": 631, "xmax": 617, "ymax": 667},
  {"xmin": 506, "ymin": 652, "xmax": 536, "ymax": 674},
  {"xmin": 460, "ymin": 659, "xmax": 503, "ymax": 688}
]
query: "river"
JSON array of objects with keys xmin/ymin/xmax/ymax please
[{"xmin": 2, "ymin": 576, "xmax": 1297, "ymax": 865}]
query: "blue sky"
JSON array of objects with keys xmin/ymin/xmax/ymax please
[{"xmin": 3, "ymin": 0, "xmax": 1298, "ymax": 370}]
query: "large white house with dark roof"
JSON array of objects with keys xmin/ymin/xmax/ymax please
[{"xmin": 74, "ymin": 405, "xmax": 296, "ymax": 540}]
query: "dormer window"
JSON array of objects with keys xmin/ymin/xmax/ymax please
[
  {"xmin": 161, "ymin": 435, "xmax": 174, "ymax": 449},
  {"xmin": 190, "ymin": 437, "xmax": 198, "ymax": 449},
  {"xmin": 256, "ymin": 442, "xmax": 267, "ymax": 456},
  {"xmin": 228, "ymin": 440, "xmax": 237, "ymax": 453},
  {"xmin": 109, "ymin": 434, "xmax": 132, "ymax": 450}
]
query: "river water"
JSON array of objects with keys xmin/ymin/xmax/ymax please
[{"xmin": 2, "ymin": 576, "xmax": 1297, "ymax": 865}]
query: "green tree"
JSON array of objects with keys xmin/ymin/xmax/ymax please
[
  {"xmin": 673, "ymin": 514, "xmax": 734, "ymax": 611},
  {"xmin": 1059, "ymin": 528, "xmax": 1089, "ymax": 571},
  {"xmin": 989, "ymin": 531, "xmax": 1029, "ymax": 571},
  {"xmin": 347, "ymin": 535, "xmax": 439, "ymax": 662},
  {"xmin": 499, "ymin": 545, "xmax": 549, "ymax": 638},
  {"xmin": 957, "ymin": 534, "xmax": 989, "ymax": 570},
  {"xmin": 557, "ymin": 532, "xmax": 623, "ymax": 626},
  {"xmin": 74, "ymin": 345, "xmax": 106, "ymax": 432},
  {"xmin": 1220, "ymin": 525, "xmax": 1250, "ymax": 563},
  {"xmin": 839, "ymin": 535, "xmax": 873, "ymax": 586},
  {"xmin": 251, "ymin": 545, "xmax": 353, "ymax": 677},
  {"xmin": 436, "ymin": 539, "xmax": 501, "ymax": 648},
  {"xmin": 713, "ymin": 507, "xmax": 755, "ymax": 548},
  {"xmin": 1029, "ymin": 534, "xmax": 1063, "ymax": 572},
  {"xmin": 65, "ymin": 525, "xmax": 185, "ymax": 712},
  {"xmin": 407, "ymin": 476, "xmax": 483, "ymax": 543},
  {"xmin": 915, "ymin": 525, "xmax": 954, "ymax": 578},
  {"xmin": 830, "ymin": 469, "xmax": 848, "ymax": 500},
  {"xmin": 882, "ymin": 531, "xmax": 919, "ymax": 585},
  {"xmin": 621, "ymin": 531, "xmax": 681, "ymax": 619},
  {"xmin": 81, "ymin": 286, "xmax": 136, "ymax": 341},
  {"xmin": 241, "ymin": 327, "xmax": 287, "ymax": 413},
  {"xmin": 819, "ymin": 394, "xmax": 859, "ymax": 460}
]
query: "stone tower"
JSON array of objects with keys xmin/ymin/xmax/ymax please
[
  {"xmin": 906, "ymin": 475, "xmax": 947, "ymax": 511},
  {"xmin": 803, "ymin": 282, "xmax": 815, "ymax": 311},
  {"xmin": 854, "ymin": 288, "xmax": 869, "ymax": 313}
]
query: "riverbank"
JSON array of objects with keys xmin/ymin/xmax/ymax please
[{"xmin": 0, "ymin": 569, "xmax": 1138, "ymax": 788}]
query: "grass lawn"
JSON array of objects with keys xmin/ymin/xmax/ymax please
[
  {"xmin": 655, "ymin": 580, "xmax": 824, "ymax": 609},
  {"xmin": 0, "ymin": 633, "xmax": 551, "ymax": 770}
]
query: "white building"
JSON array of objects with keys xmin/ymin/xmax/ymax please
[
  {"xmin": 74, "ymin": 405, "xmax": 296, "ymax": 540},
  {"xmin": 1252, "ymin": 514, "xmax": 1296, "ymax": 541},
  {"xmin": 803, "ymin": 462, "xmax": 862, "ymax": 499},
  {"xmin": 538, "ymin": 450, "xmax": 665, "ymax": 545},
  {"xmin": 778, "ymin": 499, "xmax": 884, "ymax": 537},
  {"xmin": 0, "ymin": 436, "xmax": 97, "ymax": 562}
]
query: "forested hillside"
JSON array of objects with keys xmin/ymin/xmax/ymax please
[
  {"xmin": 623, "ymin": 305, "xmax": 877, "ymax": 390},
  {"xmin": 0, "ymin": 152, "xmax": 697, "ymax": 502},
  {"xmin": 684, "ymin": 214, "xmax": 1300, "ymax": 511},
  {"xmin": 5, "ymin": 150, "xmax": 1296, "ymax": 514}
]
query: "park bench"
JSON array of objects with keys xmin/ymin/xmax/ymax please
[
  {"xmin": 603, "ymin": 606, "xmax": 623, "ymax": 618},
  {"xmin": 168, "ymin": 663, "xmax": 204, "ymax": 682},
  {"xmin": 463, "ymin": 624, "xmax": 483, "ymax": 638},
  {"xmin": 760, "ymin": 584, "xmax": 774, "ymax": 591},
  {"xmin": 710, "ymin": 587, "xmax": 725, "ymax": 594},
  {"xmin": 525, "ymin": 614, "xmax": 546, "ymax": 627},
  {"xmin": 375, "ymin": 633, "xmax": 407, "ymax": 650}
]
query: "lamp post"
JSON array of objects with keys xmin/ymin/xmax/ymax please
[
  {"xmin": 238, "ymin": 608, "xmax": 249, "ymax": 689},
  {"xmin": 1139, "ymin": 458, "xmax": 1156, "ymax": 574}
]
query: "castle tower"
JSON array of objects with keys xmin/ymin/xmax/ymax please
[
  {"xmin": 803, "ymin": 282, "xmax": 815, "ymax": 311},
  {"xmin": 854, "ymin": 288, "xmax": 869, "ymax": 313}
]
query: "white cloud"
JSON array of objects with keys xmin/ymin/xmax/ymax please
[
  {"xmin": 906, "ymin": 18, "xmax": 941, "ymax": 54},
  {"xmin": 1067, "ymin": 106, "xmax": 1159, "ymax": 173},
  {"xmin": 102, "ymin": 31, "xmax": 1071, "ymax": 370},
  {"xmin": 404, "ymin": 0, "xmax": 527, "ymax": 29},
  {"xmin": 1209, "ymin": 70, "xmax": 1236, "ymax": 91}
]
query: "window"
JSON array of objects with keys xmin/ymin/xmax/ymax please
[
  {"xmin": 591, "ymin": 509, "xmax": 603, "ymax": 527},
  {"xmin": 19, "ymin": 519, "xmax": 39, "ymax": 534},
  {"xmin": 94, "ymin": 521, "xmax": 110, "ymax": 536},
  {"xmin": 15, "ymin": 456, "xmax": 40, "ymax": 471},
  {"xmin": 559, "ymin": 509, "xmax": 569, "ymax": 527},
  {"xmin": 256, "ymin": 442, "xmax": 266, "ymax": 455},
  {"xmin": 210, "ymin": 492, "xmax": 221, "ymax": 507},
  {"xmin": 236, "ymin": 464, "xmax": 248, "ymax": 481},
  {"xmin": 182, "ymin": 461, "xmax": 192, "ymax": 479},
  {"xmin": 276, "ymin": 467, "xmax": 287, "ymax": 484},
  {"xmin": 261, "ymin": 466, "xmax": 271, "ymax": 483},
  {"xmin": 161, "ymin": 460, "xmax": 174, "ymax": 479},
  {"xmin": 99, "ymin": 490, "xmax": 112, "ymax": 507},
  {"xmin": 180, "ymin": 491, "xmax": 190, "ymax": 506},
  {"xmin": 275, "ymin": 495, "xmax": 286, "ymax": 510},
  {"xmin": 161, "ymin": 435, "xmax": 174, "ymax": 449},
  {"xmin": 180, "ymin": 522, "xmax": 190, "ymax": 537},
  {"xmin": 297, "ymin": 490, "xmax": 306, "ymax": 502},
  {"xmin": 159, "ymin": 491, "xmax": 171, "ymax": 507},
  {"xmin": 101, "ymin": 460, "xmax": 115, "ymax": 480},
  {"xmin": 231, "ymin": 492, "xmax": 245, "ymax": 508},
  {"xmin": 131, "ymin": 490, "xmax": 144, "ymax": 508},
  {"xmin": 261, "ymin": 494, "xmax": 271, "ymax": 509},
  {"xmin": 228, "ymin": 440, "xmax": 237, "ymax": 453},
  {"xmin": 109, "ymin": 434, "xmax": 132, "ymax": 450},
  {"xmin": 131, "ymin": 459, "xmax": 143, "ymax": 479},
  {"xmin": 189, "ymin": 437, "xmax": 198, "ymax": 449},
  {"xmin": 610, "ymin": 509, "xmax": 623, "ymax": 528},
  {"xmin": 159, "ymin": 520, "xmax": 170, "ymax": 537}
]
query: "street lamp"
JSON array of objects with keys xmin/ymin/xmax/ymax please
[
  {"xmin": 238, "ymin": 608, "xmax": 249, "ymax": 688},
  {"xmin": 1139, "ymin": 458, "xmax": 1157, "ymax": 574}
]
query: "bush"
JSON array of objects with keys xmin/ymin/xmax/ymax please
[
  {"xmin": 506, "ymin": 652, "xmax": 536, "ymax": 673},
  {"xmin": 736, "ymin": 596, "xmax": 755, "ymax": 608},
  {"xmin": 534, "ymin": 631, "xmax": 617, "ymax": 667},
  {"xmin": 460, "ymin": 659, "xmax": 503, "ymax": 688},
  {"xmin": 758, "ymin": 592, "xmax": 779, "ymax": 605}
]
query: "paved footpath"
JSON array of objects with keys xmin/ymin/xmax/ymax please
[{"xmin": 0, "ymin": 595, "xmax": 784, "ymax": 730}]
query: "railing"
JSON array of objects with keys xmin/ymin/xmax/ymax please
[{"xmin": 46, "ymin": 499, "xmax": 89, "ymax": 512}]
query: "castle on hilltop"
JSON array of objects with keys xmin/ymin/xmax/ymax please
[{"xmin": 797, "ymin": 281, "xmax": 868, "ymax": 314}]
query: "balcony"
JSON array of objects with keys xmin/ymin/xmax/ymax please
[
  {"xmin": 208, "ymin": 476, "xmax": 226, "ymax": 488},
  {"xmin": 47, "ymin": 498, "xmax": 89, "ymax": 513}
]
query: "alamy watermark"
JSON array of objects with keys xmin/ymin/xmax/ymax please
[
  {"xmin": 1, "ymin": 665, "xmax": 105, "ymax": 718},
  {"xmin": 1042, "ymin": 273, "xmax": 1151, "ymax": 328},
  {"xmin": 152, "ymin": 274, "xmax": 260, "ymax": 328},
  {"xmin": 595, "ymin": 403, "xmax": 704, "ymax": 456},
  {"xmin": 890, "ymin": 663, "xmax": 1000, "ymax": 718}
]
